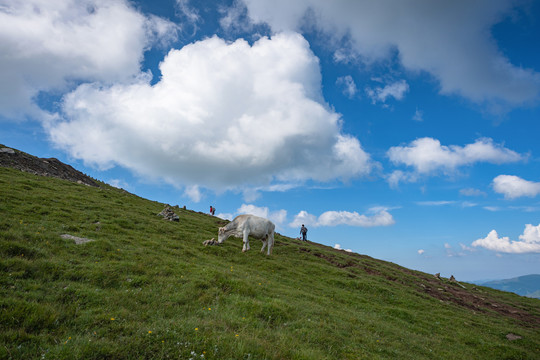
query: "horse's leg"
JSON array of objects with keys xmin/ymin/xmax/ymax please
[
  {"xmin": 267, "ymin": 232, "xmax": 274, "ymax": 255},
  {"xmin": 242, "ymin": 230, "xmax": 250, "ymax": 252},
  {"xmin": 261, "ymin": 234, "xmax": 268, "ymax": 253}
]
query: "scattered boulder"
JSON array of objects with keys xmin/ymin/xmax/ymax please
[
  {"xmin": 61, "ymin": 234, "xmax": 94, "ymax": 245},
  {"xmin": 158, "ymin": 206, "xmax": 179, "ymax": 222}
]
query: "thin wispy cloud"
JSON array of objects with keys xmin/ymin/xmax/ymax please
[
  {"xmin": 336, "ymin": 75, "xmax": 358, "ymax": 98},
  {"xmin": 290, "ymin": 208, "xmax": 395, "ymax": 228},
  {"xmin": 366, "ymin": 80, "xmax": 409, "ymax": 104},
  {"xmin": 460, "ymin": 188, "xmax": 487, "ymax": 197}
]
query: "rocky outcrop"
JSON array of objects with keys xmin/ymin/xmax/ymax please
[
  {"xmin": 158, "ymin": 206, "xmax": 179, "ymax": 222},
  {"xmin": 0, "ymin": 145, "xmax": 99, "ymax": 187}
]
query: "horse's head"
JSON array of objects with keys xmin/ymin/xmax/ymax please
[{"xmin": 217, "ymin": 227, "xmax": 226, "ymax": 243}]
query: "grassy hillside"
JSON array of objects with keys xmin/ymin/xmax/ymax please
[{"xmin": 1, "ymin": 166, "xmax": 539, "ymax": 359}]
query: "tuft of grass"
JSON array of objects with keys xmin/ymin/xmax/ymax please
[{"xmin": 1, "ymin": 166, "xmax": 540, "ymax": 359}]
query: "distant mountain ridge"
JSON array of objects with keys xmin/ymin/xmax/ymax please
[{"xmin": 481, "ymin": 274, "xmax": 540, "ymax": 299}]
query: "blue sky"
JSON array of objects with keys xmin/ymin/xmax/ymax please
[{"xmin": 1, "ymin": 0, "xmax": 540, "ymax": 281}]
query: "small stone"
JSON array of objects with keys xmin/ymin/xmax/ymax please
[
  {"xmin": 506, "ymin": 333, "xmax": 522, "ymax": 341},
  {"xmin": 61, "ymin": 234, "xmax": 94, "ymax": 244}
]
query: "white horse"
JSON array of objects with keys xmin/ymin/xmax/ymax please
[{"xmin": 218, "ymin": 214, "xmax": 275, "ymax": 255}]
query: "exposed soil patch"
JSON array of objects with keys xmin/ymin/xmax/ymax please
[
  {"xmin": 413, "ymin": 271, "xmax": 540, "ymax": 327},
  {"xmin": 300, "ymin": 243, "xmax": 540, "ymax": 327}
]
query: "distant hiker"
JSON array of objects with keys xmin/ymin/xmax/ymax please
[
  {"xmin": 210, "ymin": 206, "xmax": 214, "ymax": 215},
  {"xmin": 300, "ymin": 224, "xmax": 308, "ymax": 241},
  {"xmin": 211, "ymin": 207, "xmax": 216, "ymax": 216}
]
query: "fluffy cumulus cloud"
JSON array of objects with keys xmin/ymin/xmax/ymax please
[
  {"xmin": 290, "ymin": 208, "xmax": 394, "ymax": 228},
  {"xmin": 48, "ymin": 33, "xmax": 373, "ymax": 192},
  {"xmin": 492, "ymin": 175, "xmax": 540, "ymax": 199},
  {"xmin": 0, "ymin": 0, "xmax": 178, "ymax": 120},
  {"xmin": 239, "ymin": 0, "xmax": 540, "ymax": 108},
  {"xmin": 472, "ymin": 224, "xmax": 540, "ymax": 253},
  {"xmin": 387, "ymin": 137, "xmax": 523, "ymax": 185}
]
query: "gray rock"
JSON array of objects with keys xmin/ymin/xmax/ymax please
[
  {"xmin": 158, "ymin": 206, "xmax": 180, "ymax": 221},
  {"xmin": 61, "ymin": 234, "xmax": 94, "ymax": 244}
]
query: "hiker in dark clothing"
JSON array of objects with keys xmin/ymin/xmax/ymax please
[{"xmin": 300, "ymin": 224, "xmax": 308, "ymax": 241}]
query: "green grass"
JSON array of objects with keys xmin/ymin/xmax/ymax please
[{"xmin": 1, "ymin": 166, "xmax": 539, "ymax": 359}]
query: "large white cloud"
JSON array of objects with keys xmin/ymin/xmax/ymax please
[
  {"xmin": 290, "ymin": 208, "xmax": 395, "ymax": 228},
  {"xmin": 48, "ymin": 33, "xmax": 374, "ymax": 192},
  {"xmin": 472, "ymin": 224, "xmax": 540, "ymax": 253},
  {"xmin": 0, "ymin": 0, "xmax": 178, "ymax": 120},
  {"xmin": 387, "ymin": 137, "xmax": 523, "ymax": 185},
  {"xmin": 492, "ymin": 175, "xmax": 540, "ymax": 199},
  {"xmin": 238, "ymin": 0, "xmax": 540, "ymax": 107}
]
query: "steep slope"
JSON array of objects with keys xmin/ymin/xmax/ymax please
[{"xmin": 1, "ymin": 162, "xmax": 539, "ymax": 359}]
